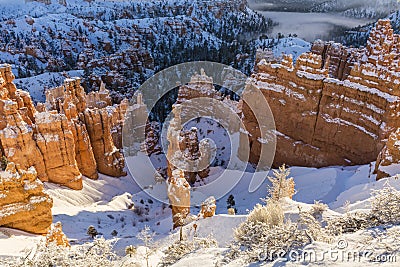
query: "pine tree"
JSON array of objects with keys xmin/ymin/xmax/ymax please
[
  {"xmin": 268, "ymin": 164, "xmax": 295, "ymax": 201},
  {"xmin": 227, "ymin": 194, "xmax": 237, "ymax": 213},
  {"xmin": 86, "ymin": 225, "xmax": 98, "ymax": 239}
]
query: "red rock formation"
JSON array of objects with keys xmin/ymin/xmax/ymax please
[
  {"xmin": 0, "ymin": 64, "xmax": 47, "ymax": 181},
  {"xmin": 176, "ymin": 69, "xmax": 222, "ymax": 104},
  {"xmin": 0, "ymin": 63, "xmax": 128, "ymax": 189},
  {"xmin": 45, "ymin": 78, "xmax": 98, "ymax": 180},
  {"xmin": 0, "ymin": 163, "xmax": 53, "ymax": 234},
  {"xmin": 311, "ymin": 40, "xmax": 362, "ymax": 81},
  {"xmin": 34, "ymin": 112, "xmax": 83, "ymax": 190},
  {"xmin": 166, "ymin": 105, "xmax": 210, "ymax": 184},
  {"xmin": 83, "ymin": 107, "xmax": 126, "ymax": 177},
  {"xmin": 242, "ymin": 19, "xmax": 400, "ymax": 168},
  {"xmin": 199, "ymin": 196, "xmax": 216, "ymax": 218},
  {"xmin": 46, "ymin": 222, "xmax": 70, "ymax": 247},
  {"xmin": 167, "ymin": 169, "xmax": 190, "ymax": 229},
  {"xmin": 45, "ymin": 77, "xmax": 127, "ymax": 178}
]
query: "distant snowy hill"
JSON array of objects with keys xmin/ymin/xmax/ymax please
[
  {"xmin": 250, "ymin": 0, "xmax": 400, "ymax": 18},
  {"xmin": 311, "ymin": 0, "xmax": 400, "ymax": 19},
  {"xmin": 336, "ymin": 9, "xmax": 400, "ymax": 46}
]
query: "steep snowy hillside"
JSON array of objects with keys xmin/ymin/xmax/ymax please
[{"xmin": 336, "ymin": 9, "xmax": 400, "ymax": 46}]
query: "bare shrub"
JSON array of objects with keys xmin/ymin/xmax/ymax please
[
  {"xmin": 310, "ymin": 200, "xmax": 328, "ymax": 219},
  {"xmin": 370, "ymin": 182, "xmax": 400, "ymax": 224},
  {"xmin": 137, "ymin": 225, "xmax": 155, "ymax": 267},
  {"xmin": 244, "ymin": 200, "xmax": 284, "ymax": 228},
  {"xmin": 227, "ymin": 200, "xmax": 316, "ymax": 264},
  {"xmin": 327, "ymin": 182, "xmax": 400, "ymax": 236},
  {"xmin": 21, "ymin": 237, "xmax": 118, "ymax": 267},
  {"xmin": 160, "ymin": 235, "xmax": 217, "ymax": 266}
]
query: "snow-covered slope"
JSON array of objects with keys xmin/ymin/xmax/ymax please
[{"xmin": 1, "ymin": 162, "xmax": 399, "ymax": 266}]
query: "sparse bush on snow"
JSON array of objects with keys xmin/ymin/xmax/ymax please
[
  {"xmin": 160, "ymin": 235, "xmax": 218, "ymax": 266},
  {"xmin": 245, "ymin": 200, "xmax": 284, "ymax": 228},
  {"xmin": 370, "ymin": 182, "xmax": 400, "ymax": 225},
  {"xmin": 21, "ymin": 237, "xmax": 119, "ymax": 267},
  {"xmin": 327, "ymin": 181, "xmax": 400, "ymax": 235},
  {"xmin": 310, "ymin": 200, "xmax": 328, "ymax": 219},
  {"xmin": 226, "ymin": 200, "xmax": 317, "ymax": 263},
  {"xmin": 137, "ymin": 225, "xmax": 155, "ymax": 267}
]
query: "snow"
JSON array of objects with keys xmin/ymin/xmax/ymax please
[
  {"xmin": 0, "ymin": 159, "xmax": 399, "ymax": 265},
  {"xmin": 322, "ymin": 113, "xmax": 378, "ymax": 140},
  {"xmin": 14, "ymin": 70, "xmax": 84, "ymax": 103}
]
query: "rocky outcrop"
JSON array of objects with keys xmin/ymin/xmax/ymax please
[
  {"xmin": 34, "ymin": 112, "xmax": 83, "ymax": 190},
  {"xmin": 45, "ymin": 77, "xmax": 127, "ymax": 178},
  {"xmin": 0, "ymin": 163, "xmax": 53, "ymax": 234},
  {"xmin": 0, "ymin": 64, "xmax": 47, "ymax": 181},
  {"xmin": 176, "ymin": 69, "xmax": 222, "ymax": 104},
  {"xmin": 83, "ymin": 107, "xmax": 126, "ymax": 177},
  {"xmin": 46, "ymin": 222, "xmax": 70, "ymax": 247},
  {"xmin": 46, "ymin": 78, "xmax": 98, "ymax": 180},
  {"xmin": 167, "ymin": 169, "xmax": 190, "ymax": 229},
  {"xmin": 242, "ymin": 19, "xmax": 400, "ymax": 168},
  {"xmin": 166, "ymin": 105, "xmax": 210, "ymax": 184},
  {"xmin": 311, "ymin": 40, "xmax": 363, "ymax": 81},
  {"xmin": 199, "ymin": 196, "xmax": 216, "ymax": 218},
  {"xmin": 375, "ymin": 128, "xmax": 400, "ymax": 179},
  {"xmin": 0, "ymin": 63, "xmax": 127, "ymax": 189}
]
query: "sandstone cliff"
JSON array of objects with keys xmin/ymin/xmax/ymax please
[
  {"xmin": 242, "ymin": 19, "xmax": 400, "ymax": 168},
  {"xmin": 0, "ymin": 163, "xmax": 53, "ymax": 234}
]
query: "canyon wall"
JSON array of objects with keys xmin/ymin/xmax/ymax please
[
  {"xmin": 0, "ymin": 64, "xmax": 126, "ymax": 190},
  {"xmin": 242, "ymin": 19, "xmax": 400, "ymax": 168}
]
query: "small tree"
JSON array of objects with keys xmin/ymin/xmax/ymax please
[
  {"xmin": 125, "ymin": 245, "xmax": 137, "ymax": 257},
  {"xmin": 137, "ymin": 225, "xmax": 155, "ymax": 267},
  {"xmin": 111, "ymin": 230, "xmax": 118, "ymax": 237},
  {"xmin": 226, "ymin": 194, "xmax": 237, "ymax": 214},
  {"xmin": 0, "ymin": 156, "xmax": 8, "ymax": 171},
  {"xmin": 268, "ymin": 164, "xmax": 295, "ymax": 201},
  {"xmin": 87, "ymin": 225, "xmax": 98, "ymax": 239}
]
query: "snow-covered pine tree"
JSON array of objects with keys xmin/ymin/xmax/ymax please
[{"xmin": 268, "ymin": 164, "xmax": 295, "ymax": 201}]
